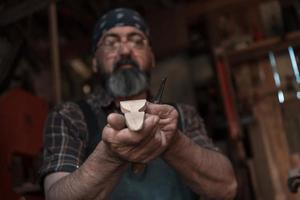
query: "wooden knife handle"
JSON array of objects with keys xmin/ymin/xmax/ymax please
[{"xmin": 132, "ymin": 163, "xmax": 147, "ymax": 174}]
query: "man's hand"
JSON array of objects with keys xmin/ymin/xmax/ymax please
[
  {"xmin": 102, "ymin": 102, "xmax": 180, "ymax": 163},
  {"xmin": 146, "ymin": 102, "xmax": 180, "ymax": 148},
  {"xmin": 102, "ymin": 112, "xmax": 162, "ymax": 163}
]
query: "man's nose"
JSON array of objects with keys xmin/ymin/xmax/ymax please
[{"xmin": 118, "ymin": 42, "xmax": 132, "ymax": 55}]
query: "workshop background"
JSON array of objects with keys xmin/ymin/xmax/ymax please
[{"xmin": 1, "ymin": 0, "xmax": 300, "ymax": 199}]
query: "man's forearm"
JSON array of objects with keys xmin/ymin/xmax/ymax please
[
  {"xmin": 163, "ymin": 132, "xmax": 237, "ymax": 199},
  {"xmin": 46, "ymin": 141, "xmax": 128, "ymax": 200}
]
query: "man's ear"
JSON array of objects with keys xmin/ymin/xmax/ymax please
[{"xmin": 92, "ymin": 58, "xmax": 98, "ymax": 73}]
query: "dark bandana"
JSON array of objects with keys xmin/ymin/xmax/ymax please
[{"xmin": 92, "ymin": 8, "xmax": 150, "ymax": 53}]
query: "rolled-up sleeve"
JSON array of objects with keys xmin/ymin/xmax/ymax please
[
  {"xmin": 177, "ymin": 104, "xmax": 219, "ymax": 151},
  {"xmin": 39, "ymin": 103, "xmax": 87, "ymax": 181}
]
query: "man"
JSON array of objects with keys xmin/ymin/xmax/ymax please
[{"xmin": 40, "ymin": 8, "xmax": 237, "ymax": 200}]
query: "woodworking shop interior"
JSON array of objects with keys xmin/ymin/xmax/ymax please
[{"xmin": 2, "ymin": 0, "xmax": 300, "ymax": 199}]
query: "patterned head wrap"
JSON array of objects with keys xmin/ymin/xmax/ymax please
[{"xmin": 92, "ymin": 8, "xmax": 150, "ymax": 53}]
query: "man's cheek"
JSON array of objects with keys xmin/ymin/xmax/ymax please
[
  {"xmin": 102, "ymin": 61, "xmax": 115, "ymax": 73},
  {"xmin": 99, "ymin": 54, "xmax": 115, "ymax": 71}
]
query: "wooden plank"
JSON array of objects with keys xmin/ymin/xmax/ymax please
[
  {"xmin": 247, "ymin": 160, "xmax": 261, "ymax": 200},
  {"xmin": 252, "ymin": 59, "xmax": 296, "ymax": 200},
  {"xmin": 282, "ymin": 99, "xmax": 300, "ymax": 154},
  {"xmin": 49, "ymin": 0, "xmax": 62, "ymax": 104},
  {"xmin": 227, "ymin": 31, "xmax": 300, "ymax": 65},
  {"xmin": 231, "ymin": 57, "xmax": 300, "ymax": 199},
  {"xmin": 248, "ymin": 124, "xmax": 274, "ymax": 200}
]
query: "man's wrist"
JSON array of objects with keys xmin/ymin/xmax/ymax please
[
  {"xmin": 96, "ymin": 141, "xmax": 126, "ymax": 165},
  {"xmin": 163, "ymin": 131, "xmax": 190, "ymax": 160}
]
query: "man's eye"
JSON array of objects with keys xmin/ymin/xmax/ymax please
[
  {"xmin": 130, "ymin": 36, "xmax": 145, "ymax": 47},
  {"xmin": 102, "ymin": 37, "xmax": 119, "ymax": 47},
  {"xmin": 105, "ymin": 40, "xmax": 117, "ymax": 47}
]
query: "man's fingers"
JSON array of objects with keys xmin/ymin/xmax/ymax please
[
  {"xmin": 107, "ymin": 113, "xmax": 126, "ymax": 130},
  {"xmin": 146, "ymin": 102, "xmax": 172, "ymax": 114},
  {"xmin": 137, "ymin": 114, "xmax": 159, "ymax": 135},
  {"xmin": 104, "ymin": 114, "xmax": 159, "ymax": 145},
  {"xmin": 102, "ymin": 124, "xmax": 117, "ymax": 143},
  {"xmin": 130, "ymin": 129, "xmax": 164, "ymax": 163},
  {"xmin": 103, "ymin": 112, "xmax": 163, "ymax": 163},
  {"xmin": 143, "ymin": 146, "xmax": 165, "ymax": 163},
  {"xmin": 146, "ymin": 102, "xmax": 178, "ymax": 119},
  {"xmin": 142, "ymin": 133, "xmax": 167, "ymax": 163},
  {"xmin": 119, "ymin": 114, "xmax": 159, "ymax": 145}
]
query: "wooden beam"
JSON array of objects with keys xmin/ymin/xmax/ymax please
[
  {"xmin": 49, "ymin": 0, "xmax": 62, "ymax": 104},
  {"xmin": 184, "ymin": 0, "xmax": 275, "ymax": 23},
  {"xmin": 227, "ymin": 31, "xmax": 300, "ymax": 65},
  {"xmin": 184, "ymin": 0, "xmax": 249, "ymax": 22}
]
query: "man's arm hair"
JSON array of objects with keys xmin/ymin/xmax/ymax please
[
  {"xmin": 164, "ymin": 132, "xmax": 237, "ymax": 200},
  {"xmin": 162, "ymin": 104, "xmax": 237, "ymax": 199},
  {"xmin": 44, "ymin": 142, "xmax": 127, "ymax": 200}
]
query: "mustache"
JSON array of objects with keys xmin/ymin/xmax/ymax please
[{"xmin": 113, "ymin": 57, "xmax": 139, "ymax": 72}]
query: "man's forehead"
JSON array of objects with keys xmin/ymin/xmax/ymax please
[{"xmin": 102, "ymin": 26, "xmax": 147, "ymax": 38}]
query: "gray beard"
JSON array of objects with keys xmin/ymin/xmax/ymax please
[{"xmin": 106, "ymin": 67, "xmax": 149, "ymax": 98}]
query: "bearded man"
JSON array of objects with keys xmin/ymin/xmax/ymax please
[{"xmin": 40, "ymin": 8, "xmax": 237, "ymax": 200}]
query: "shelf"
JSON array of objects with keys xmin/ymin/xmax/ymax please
[{"xmin": 225, "ymin": 31, "xmax": 300, "ymax": 65}]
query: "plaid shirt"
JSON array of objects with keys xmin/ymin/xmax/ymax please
[{"xmin": 39, "ymin": 88, "xmax": 218, "ymax": 180}]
